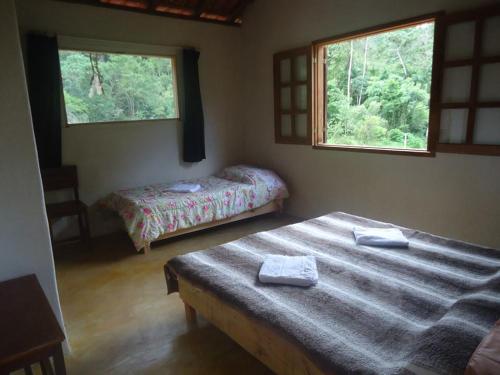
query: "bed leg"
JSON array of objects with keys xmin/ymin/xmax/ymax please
[
  {"xmin": 275, "ymin": 199, "xmax": 284, "ymax": 216},
  {"xmin": 143, "ymin": 242, "xmax": 151, "ymax": 255},
  {"xmin": 184, "ymin": 302, "xmax": 197, "ymax": 327}
]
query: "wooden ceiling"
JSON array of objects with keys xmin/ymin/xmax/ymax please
[{"xmin": 57, "ymin": 0, "xmax": 253, "ymax": 26}]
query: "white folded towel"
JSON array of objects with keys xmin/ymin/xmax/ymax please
[
  {"xmin": 353, "ymin": 227, "xmax": 409, "ymax": 247},
  {"xmin": 167, "ymin": 183, "xmax": 202, "ymax": 193},
  {"xmin": 259, "ymin": 255, "xmax": 318, "ymax": 287}
]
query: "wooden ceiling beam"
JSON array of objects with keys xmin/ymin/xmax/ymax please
[
  {"xmin": 148, "ymin": 0, "xmax": 161, "ymax": 10},
  {"xmin": 53, "ymin": 0, "xmax": 242, "ymax": 26},
  {"xmin": 194, "ymin": 0, "xmax": 207, "ymax": 17},
  {"xmin": 229, "ymin": 0, "xmax": 251, "ymax": 23}
]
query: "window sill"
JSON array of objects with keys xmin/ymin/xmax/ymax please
[
  {"xmin": 63, "ymin": 118, "xmax": 180, "ymax": 128},
  {"xmin": 313, "ymin": 143, "xmax": 435, "ymax": 157}
]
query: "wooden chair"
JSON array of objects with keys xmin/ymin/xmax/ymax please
[{"xmin": 41, "ymin": 165, "xmax": 90, "ymax": 247}]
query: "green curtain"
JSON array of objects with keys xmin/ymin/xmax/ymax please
[
  {"xmin": 26, "ymin": 33, "xmax": 62, "ymax": 169},
  {"xmin": 182, "ymin": 49, "xmax": 206, "ymax": 163}
]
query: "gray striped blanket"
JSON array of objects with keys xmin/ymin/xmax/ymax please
[{"xmin": 166, "ymin": 212, "xmax": 500, "ymax": 374}]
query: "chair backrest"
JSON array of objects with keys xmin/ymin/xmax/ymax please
[{"xmin": 41, "ymin": 165, "xmax": 79, "ymax": 200}]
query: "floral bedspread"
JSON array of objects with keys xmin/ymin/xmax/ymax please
[{"xmin": 102, "ymin": 166, "xmax": 289, "ymax": 251}]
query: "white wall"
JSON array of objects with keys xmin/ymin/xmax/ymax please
[
  {"xmin": 11, "ymin": 0, "xmax": 500, "ymax": 249},
  {"xmin": 0, "ymin": 0, "xmax": 65, "ymax": 330},
  {"xmin": 16, "ymin": 0, "xmax": 244, "ymax": 236},
  {"xmin": 241, "ymin": 0, "xmax": 500, "ymax": 248}
]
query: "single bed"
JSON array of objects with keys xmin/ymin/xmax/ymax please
[
  {"xmin": 165, "ymin": 212, "xmax": 500, "ymax": 375},
  {"xmin": 102, "ymin": 165, "xmax": 289, "ymax": 254}
]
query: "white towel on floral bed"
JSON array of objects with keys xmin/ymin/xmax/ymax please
[
  {"xmin": 167, "ymin": 183, "xmax": 202, "ymax": 193},
  {"xmin": 259, "ymin": 255, "xmax": 318, "ymax": 287},
  {"xmin": 353, "ymin": 227, "xmax": 409, "ymax": 247}
]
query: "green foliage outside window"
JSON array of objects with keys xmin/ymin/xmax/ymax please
[
  {"xmin": 59, "ymin": 50, "xmax": 178, "ymax": 124},
  {"xmin": 325, "ymin": 22, "xmax": 435, "ymax": 149}
]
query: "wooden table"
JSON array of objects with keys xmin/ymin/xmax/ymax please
[{"xmin": 0, "ymin": 275, "xmax": 66, "ymax": 375}]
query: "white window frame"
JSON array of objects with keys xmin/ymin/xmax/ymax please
[{"xmin": 57, "ymin": 36, "xmax": 181, "ymax": 126}]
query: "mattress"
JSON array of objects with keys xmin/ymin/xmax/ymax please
[
  {"xmin": 166, "ymin": 212, "xmax": 500, "ymax": 374},
  {"xmin": 102, "ymin": 166, "xmax": 289, "ymax": 250}
]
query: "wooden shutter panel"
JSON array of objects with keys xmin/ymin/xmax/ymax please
[{"xmin": 273, "ymin": 46, "xmax": 312, "ymax": 145}]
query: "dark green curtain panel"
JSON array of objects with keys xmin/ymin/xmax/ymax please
[
  {"xmin": 182, "ymin": 49, "xmax": 206, "ymax": 162},
  {"xmin": 26, "ymin": 34, "xmax": 62, "ymax": 169}
]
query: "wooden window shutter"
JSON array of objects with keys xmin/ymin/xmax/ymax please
[
  {"xmin": 436, "ymin": 4, "xmax": 500, "ymax": 155},
  {"xmin": 273, "ymin": 46, "xmax": 312, "ymax": 145}
]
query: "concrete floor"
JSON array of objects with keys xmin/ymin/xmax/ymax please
[{"xmin": 54, "ymin": 214, "xmax": 297, "ymax": 374}]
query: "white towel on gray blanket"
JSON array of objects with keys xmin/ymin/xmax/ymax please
[
  {"xmin": 167, "ymin": 183, "xmax": 201, "ymax": 193},
  {"xmin": 259, "ymin": 255, "xmax": 318, "ymax": 287},
  {"xmin": 353, "ymin": 227, "xmax": 409, "ymax": 247}
]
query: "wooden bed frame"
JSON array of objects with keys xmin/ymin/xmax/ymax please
[
  {"xmin": 176, "ymin": 275, "xmax": 325, "ymax": 375},
  {"xmin": 142, "ymin": 199, "xmax": 284, "ymax": 254}
]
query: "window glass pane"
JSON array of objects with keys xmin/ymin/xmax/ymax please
[
  {"xmin": 439, "ymin": 109, "xmax": 468, "ymax": 144},
  {"xmin": 295, "ymin": 54, "xmax": 308, "ymax": 81},
  {"xmin": 445, "ymin": 21, "xmax": 475, "ymax": 60},
  {"xmin": 295, "ymin": 113, "xmax": 308, "ymax": 137},
  {"xmin": 324, "ymin": 21, "xmax": 434, "ymax": 150},
  {"xmin": 295, "ymin": 84, "xmax": 307, "ymax": 111},
  {"xmin": 479, "ymin": 63, "xmax": 500, "ymax": 102},
  {"xmin": 281, "ymin": 114, "xmax": 292, "ymax": 136},
  {"xmin": 280, "ymin": 87, "xmax": 291, "ymax": 110},
  {"xmin": 474, "ymin": 108, "xmax": 500, "ymax": 145},
  {"xmin": 59, "ymin": 50, "xmax": 177, "ymax": 124},
  {"xmin": 280, "ymin": 58, "xmax": 291, "ymax": 83},
  {"xmin": 441, "ymin": 66, "xmax": 472, "ymax": 103},
  {"xmin": 483, "ymin": 16, "xmax": 500, "ymax": 56}
]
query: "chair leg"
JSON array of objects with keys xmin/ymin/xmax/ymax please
[
  {"xmin": 83, "ymin": 208, "xmax": 91, "ymax": 247},
  {"xmin": 52, "ymin": 344, "xmax": 67, "ymax": 375},
  {"xmin": 40, "ymin": 358, "xmax": 54, "ymax": 375},
  {"xmin": 77, "ymin": 212, "xmax": 85, "ymax": 241},
  {"xmin": 78, "ymin": 209, "xmax": 91, "ymax": 249},
  {"xmin": 24, "ymin": 365, "xmax": 34, "ymax": 375}
]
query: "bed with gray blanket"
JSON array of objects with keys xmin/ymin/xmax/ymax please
[{"xmin": 165, "ymin": 212, "xmax": 500, "ymax": 374}]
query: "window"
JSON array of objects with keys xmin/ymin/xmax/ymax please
[
  {"xmin": 313, "ymin": 15, "xmax": 442, "ymax": 155},
  {"xmin": 59, "ymin": 46, "xmax": 178, "ymax": 125}
]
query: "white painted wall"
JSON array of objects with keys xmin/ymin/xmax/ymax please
[
  {"xmin": 1, "ymin": 1, "xmax": 499, "ymax": 354},
  {"xmin": 10, "ymin": 0, "xmax": 500, "ymax": 249},
  {"xmin": 0, "ymin": 0, "xmax": 65, "ymax": 330},
  {"xmin": 241, "ymin": 0, "xmax": 500, "ymax": 248},
  {"xmin": 16, "ymin": 0, "xmax": 244, "ymax": 236}
]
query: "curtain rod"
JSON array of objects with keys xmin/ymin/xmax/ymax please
[{"xmin": 28, "ymin": 31, "xmax": 199, "ymax": 51}]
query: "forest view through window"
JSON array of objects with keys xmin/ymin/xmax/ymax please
[
  {"xmin": 324, "ymin": 20, "xmax": 435, "ymax": 150},
  {"xmin": 59, "ymin": 50, "xmax": 178, "ymax": 125}
]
